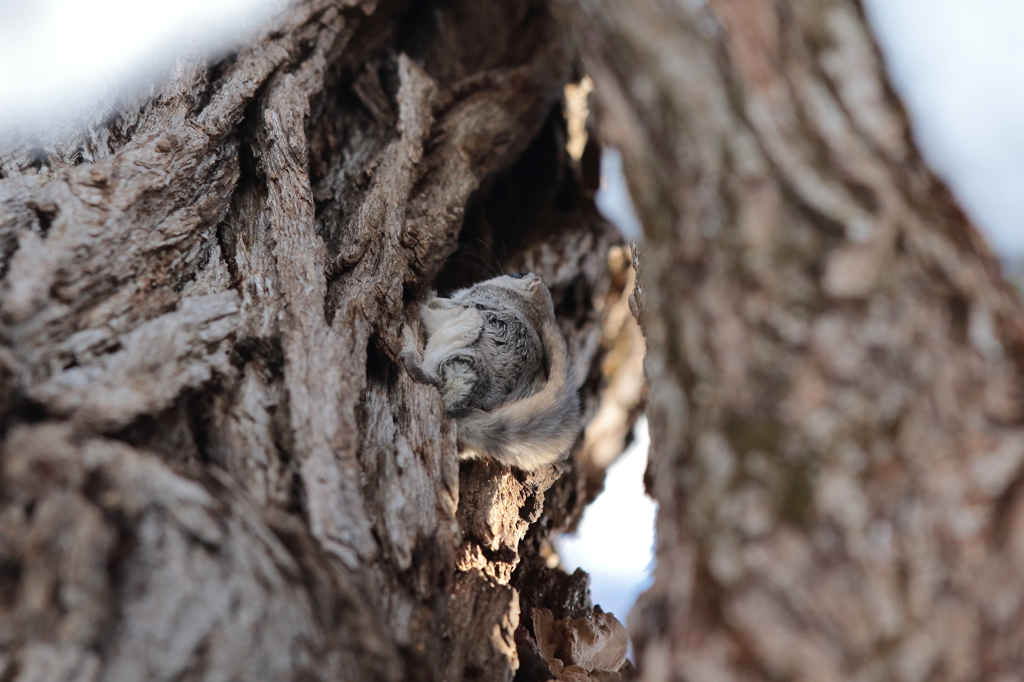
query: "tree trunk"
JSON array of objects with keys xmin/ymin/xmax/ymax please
[
  {"xmin": 7, "ymin": 0, "xmax": 1023, "ymax": 681},
  {"xmin": 0, "ymin": 2, "xmax": 637, "ymax": 681},
  {"xmin": 562, "ymin": 0, "xmax": 1024, "ymax": 680}
]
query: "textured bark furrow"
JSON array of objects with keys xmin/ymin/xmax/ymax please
[
  {"xmin": 0, "ymin": 1, "xmax": 631, "ymax": 680},
  {"xmin": 565, "ymin": 0, "xmax": 1024, "ymax": 680},
  {"xmin": 254, "ymin": 5, "xmax": 379, "ymax": 570},
  {"xmin": 0, "ymin": 131, "xmax": 240, "ymax": 354},
  {"xmin": 31, "ymin": 291, "xmax": 241, "ymax": 430},
  {"xmin": 0, "ymin": 423, "xmax": 403, "ymax": 681}
]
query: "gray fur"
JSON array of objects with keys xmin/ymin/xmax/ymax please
[{"xmin": 401, "ymin": 273, "xmax": 581, "ymax": 470}]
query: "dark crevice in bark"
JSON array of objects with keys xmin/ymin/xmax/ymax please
[
  {"xmin": 513, "ymin": 552, "xmax": 592, "ymax": 621},
  {"xmin": 0, "ymin": 394, "xmax": 48, "ymax": 441},
  {"xmin": 310, "ymin": 51, "xmax": 396, "ymax": 293},
  {"xmin": 993, "ymin": 464, "xmax": 1024, "ymax": 548},
  {"xmin": 111, "ymin": 393, "xmax": 204, "ymax": 465},
  {"xmin": 202, "ymin": 52, "xmax": 241, "ymax": 114},
  {"xmin": 0, "ymin": 556, "xmax": 19, "ymax": 608},
  {"xmin": 218, "ymin": 104, "xmax": 269, "ymax": 296},
  {"xmin": 30, "ymin": 204, "xmax": 56, "ymax": 238},
  {"xmin": 286, "ymin": 464, "xmax": 308, "ymax": 527},
  {"xmin": 513, "ymin": 633, "xmax": 557, "ymax": 682},
  {"xmin": 83, "ymin": 477, "xmax": 137, "ymax": 639},
  {"xmin": 26, "ymin": 148, "xmax": 48, "ymax": 173},
  {"xmin": 365, "ymin": 333, "xmax": 399, "ymax": 391},
  {"xmin": 434, "ymin": 106, "xmax": 586, "ymax": 294},
  {"xmin": 396, "ymin": 0, "xmax": 553, "ymax": 87},
  {"xmin": 0, "ymin": 661, "xmax": 18, "ymax": 682},
  {"xmin": 231, "ymin": 336, "xmax": 286, "ymax": 378},
  {"xmin": 187, "ymin": 391, "xmax": 216, "ymax": 466}
]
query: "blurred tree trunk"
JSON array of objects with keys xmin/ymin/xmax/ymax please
[
  {"xmin": 562, "ymin": 0, "xmax": 1024, "ymax": 680},
  {"xmin": 0, "ymin": 2, "xmax": 635, "ymax": 681}
]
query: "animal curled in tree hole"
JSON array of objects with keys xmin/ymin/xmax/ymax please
[{"xmin": 400, "ymin": 273, "xmax": 580, "ymax": 470}]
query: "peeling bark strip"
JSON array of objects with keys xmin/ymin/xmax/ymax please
[
  {"xmin": 0, "ymin": 1, "xmax": 639, "ymax": 681},
  {"xmin": 563, "ymin": 0, "xmax": 1024, "ymax": 679}
]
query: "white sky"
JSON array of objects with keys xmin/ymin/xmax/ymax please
[
  {"xmin": 557, "ymin": 419, "xmax": 656, "ymax": 622},
  {"xmin": 596, "ymin": 148, "xmax": 645, "ymax": 242},
  {"xmin": 863, "ymin": 0, "xmax": 1024, "ymax": 256},
  {"xmin": 0, "ymin": 0, "xmax": 281, "ymax": 131}
]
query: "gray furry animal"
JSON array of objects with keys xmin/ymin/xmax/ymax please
[{"xmin": 400, "ymin": 273, "xmax": 580, "ymax": 470}]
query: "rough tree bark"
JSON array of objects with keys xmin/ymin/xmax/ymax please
[
  {"xmin": 0, "ymin": 2, "xmax": 640, "ymax": 681},
  {"xmin": 563, "ymin": 0, "xmax": 1024, "ymax": 680},
  {"xmin": 6, "ymin": 0, "xmax": 1020, "ymax": 681}
]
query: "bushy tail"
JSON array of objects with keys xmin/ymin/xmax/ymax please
[{"xmin": 456, "ymin": 320, "xmax": 580, "ymax": 470}]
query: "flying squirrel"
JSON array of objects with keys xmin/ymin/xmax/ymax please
[{"xmin": 400, "ymin": 273, "xmax": 581, "ymax": 470}]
